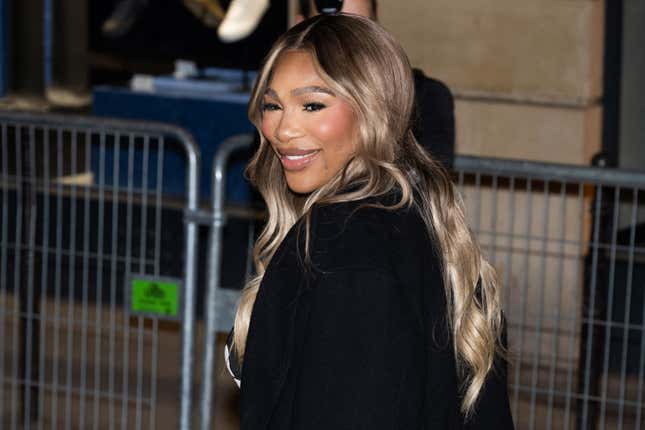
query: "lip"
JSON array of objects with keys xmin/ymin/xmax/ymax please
[{"xmin": 276, "ymin": 148, "xmax": 321, "ymax": 171}]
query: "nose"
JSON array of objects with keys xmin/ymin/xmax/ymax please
[{"xmin": 274, "ymin": 108, "xmax": 304, "ymax": 144}]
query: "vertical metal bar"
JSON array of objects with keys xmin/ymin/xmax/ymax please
[
  {"xmin": 50, "ymin": 128, "xmax": 64, "ymax": 430},
  {"xmin": 616, "ymin": 189, "xmax": 637, "ymax": 430},
  {"xmin": 474, "ymin": 172, "xmax": 482, "ymax": 234},
  {"xmin": 11, "ymin": 126, "xmax": 23, "ymax": 430},
  {"xmin": 563, "ymin": 184, "xmax": 585, "ymax": 429},
  {"xmin": 200, "ymin": 149, "xmax": 227, "ymax": 430},
  {"xmin": 37, "ymin": 127, "xmax": 51, "ymax": 430},
  {"xmin": 546, "ymin": 182, "xmax": 568, "ymax": 429},
  {"xmin": 23, "ymin": 126, "xmax": 38, "ymax": 428},
  {"xmin": 200, "ymin": 135, "xmax": 252, "ymax": 430},
  {"xmin": 504, "ymin": 176, "xmax": 515, "ymax": 312},
  {"xmin": 152, "ymin": 138, "xmax": 163, "ymax": 294},
  {"xmin": 512, "ymin": 178, "xmax": 533, "ymax": 419},
  {"xmin": 108, "ymin": 132, "xmax": 121, "ymax": 430},
  {"xmin": 148, "ymin": 137, "xmax": 164, "ymax": 430},
  {"xmin": 179, "ymin": 132, "xmax": 200, "ymax": 430},
  {"xmin": 635, "ymin": 200, "xmax": 645, "ymax": 429},
  {"xmin": 598, "ymin": 187, "xmax": 621, "ymax": 429},
  {"xmin": 91, "ymin": 132, "xmax": 107, "ymax": 430},
  {"xmin": 528, "ymin": 180, "xmax": 551, "ymax": 430},
  {"xmin": 64, "ymin": 131, "xmax": 78, "ymax": 430},
  {"xmin": 0, "ymin": 123, "xmax": 8, "ymax": 424},
  {"xmin": 78, "ymin": 130, "xmax": 92, "ymax": 430},
  {"xmin": 121, "ymin": 134, "xmax": 135, "ymax": 430},
  {"xmin": 489, "ymin": 174, "xmax": 499, "ymax": 261},
  {"xmin": 495, "ymin": 174, "xmax": 514, "ymax": 418},
  {"xmin": 581, "ymin": 185, "xmax": 604, "ymax": 429},
  {"xmin": 135, "ymin": 136, "xmax": 149, "ymax": 430}
]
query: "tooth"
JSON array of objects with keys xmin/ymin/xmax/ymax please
[{"xmin": 285, "ymin": 151, "xmax": 316, "ymax": 160}]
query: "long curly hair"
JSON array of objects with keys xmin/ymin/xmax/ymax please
[{"xmin": 232, "ymin": 14, "xmax": 504, "ymax": 415}]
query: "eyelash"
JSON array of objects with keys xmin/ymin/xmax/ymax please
[
  {"xmin": 261, "ymin": 103, "xmax": 280, "ymax": 112},
  {"xmin": 303, "ymin": 102, "xmax": 326, "ymax": 112},
  {"xmin": 261, "ymin": 102, "xmax": 327, "ymax": 112}
]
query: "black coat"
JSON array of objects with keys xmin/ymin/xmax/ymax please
[
  {"xmin": 412, "ymin": 69, "xmax": 455, "ymax": 170},
  {"xmin": 239, "ymin": 194, "xmax": 514, "ymax": 429}
]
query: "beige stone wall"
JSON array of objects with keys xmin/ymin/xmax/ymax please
[
  {"xmin": 456, "ymin": 101, "xmax": 602, "ymax": 163},
  {"xmin": 380, "ymin": 1, "xmax": 603, "ymax": 101},
  {"xmin": 380, "ymin": 0, "xmax": 605, "ymax": 164}
]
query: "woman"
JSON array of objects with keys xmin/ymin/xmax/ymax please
[{"xmin": 225, "ymin": 13, "xmax": 514, "ymax": 429}]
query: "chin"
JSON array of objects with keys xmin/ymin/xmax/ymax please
[
  {"xmin": 286, "ymin": 182, "xmax": 318, "ymax": 195},
  {"xmin": 285, "ymin": 175, "xmax": 322, "ymax": 195}
]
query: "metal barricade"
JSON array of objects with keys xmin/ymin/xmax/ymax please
[
  {"xmin": 0, "ymin": 111, "xmax": 200, "ymax": 430},
  {"xmin": 198, "ymin": 134, "xmax": 254, "ymax": 430},
  {"xmin": 455, "ymin": 155, "xmax": 645, "ymax": 430}
]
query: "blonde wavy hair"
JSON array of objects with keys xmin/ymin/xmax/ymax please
[{"xmin": 233, "ymin": 14, "xmax": 504, "ymax": 415}]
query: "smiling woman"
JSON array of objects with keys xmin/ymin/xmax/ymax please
[
  {"xmin": 226, "ymin": 13, "xmax": 515, "ymax": 430},
  {"xmin": 259, "ymin": 50, "xmax": 357, "ymax": 193}
]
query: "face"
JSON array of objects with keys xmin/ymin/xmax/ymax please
[{"xmin": 260, "ymin": 51, "xmax": 358, "ymax": 194}]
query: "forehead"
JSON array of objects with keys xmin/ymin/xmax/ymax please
[{"xmin": 267, "ymin": 51, "xmax": 326, "ymax": 91}]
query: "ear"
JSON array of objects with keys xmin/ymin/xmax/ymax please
[{"xmin": 295, "ymin": 13, "xmax": 305, "ymax": 24}]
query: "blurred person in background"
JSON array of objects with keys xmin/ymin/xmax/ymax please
[{"xmin": 102, "ymin": 0, "xmax": 271, "ymax": 43}]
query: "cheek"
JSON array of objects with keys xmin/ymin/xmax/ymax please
[
  {"xmin": 260, "ymin": 116, "xmax": 275, "ymax": 140},
  {"xmin": 315, "ymin": 106, "xmax": 356, "ymax": 152}
]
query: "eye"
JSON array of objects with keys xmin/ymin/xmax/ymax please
[
  {"xmin": 303, "ymin": 103, "xmax": 326, "ymax": 112},
  {"xmin": 261, "ymin": 102, "xmax": 281, "ymax": 112}
]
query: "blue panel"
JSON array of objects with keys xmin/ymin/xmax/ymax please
[{"xmin": 92, "ymin": 84, "xmax": 256, "ymax": 205}]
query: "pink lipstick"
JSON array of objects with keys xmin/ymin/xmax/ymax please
[{"xmin": 277, "ymin": 148, "xmax": 320, "ymax": 171}]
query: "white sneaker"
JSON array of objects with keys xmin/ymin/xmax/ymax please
[{"xmin": 217, "ymin": 0, "xmax": 269, "ymax": 43}]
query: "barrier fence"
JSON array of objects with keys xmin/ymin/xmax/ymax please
[
  {"xmin": 455, "ymin": 155, "xmax": 645, "ymax": 430},
  {"xmin": 2, "ymin": 114, "xmax": 644, "ymax": 430},
  {"xmin": 0, "ymin": 112, "xmax": 200, "ymax": 430}
]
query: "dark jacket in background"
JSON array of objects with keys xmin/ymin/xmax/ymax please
[
  {"xmin": 240, "ymin": 193, "xmax": 514, "ymax": 429},
  {"xmin": 412, "ymin": 69, "xmax": 456, "ymax": 170}
]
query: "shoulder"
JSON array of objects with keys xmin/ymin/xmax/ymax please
[
  {"xmin": 413, "ymin": 68, "xmax": 454, "ymax": 105},
  {"xmin": 308, "ymin": 194, "xmax": 438, "ymax": 274}
]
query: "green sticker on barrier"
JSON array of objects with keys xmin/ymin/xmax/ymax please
[{"xmin": 130, "ymin": 278, "xmax": 180, "ymax": 318}]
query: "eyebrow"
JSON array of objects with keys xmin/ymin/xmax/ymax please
[{"xmin": 264, "ymin": 85, "xmax": 335, "ymax": 99}]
